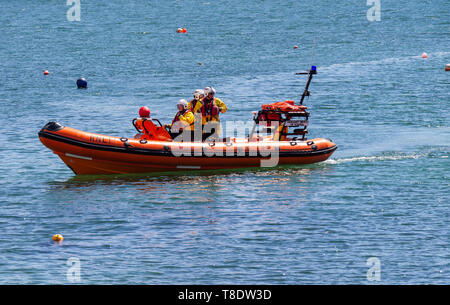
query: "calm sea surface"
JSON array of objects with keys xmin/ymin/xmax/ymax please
[{"xmin": 0, "ymin": 0, "xmax": 449, "ymax": 284}]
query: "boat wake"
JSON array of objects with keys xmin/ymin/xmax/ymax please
[
  {"xmin": 326, "ymin": 153, "xmax": 421, "ymax": 164},
  {"xmin": 326, "ymin": 149, "xmax": 448, "ymax": 165}
]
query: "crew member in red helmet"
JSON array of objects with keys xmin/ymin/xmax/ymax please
[{"xmin": 139, "ymin": 106, "xmax": 151, "ymax": 118}]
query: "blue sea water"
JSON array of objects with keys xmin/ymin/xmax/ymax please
[{"xmin": 0, "ymin": 0, "xmax": 449, "ymax": 284}]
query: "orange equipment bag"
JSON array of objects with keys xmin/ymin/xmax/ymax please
[
  {"xmin": 261, "ymin": 100, "xmax": 307, "ymax": 112},
  {"xmin": 134, "ymin": 118, "xmax": 172, "ymax": 142}
]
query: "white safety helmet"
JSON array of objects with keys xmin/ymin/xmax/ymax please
[
  {"xmin": 204, "ymin": 86, "xmax": 216, "ymax": 96},
  {"xmin": 193, "ymin": 89, "xmax": 204, "ymax": 100},
  {"xmin": 177, "ymin": 99, "xmax": 189, "ymax": 110}
]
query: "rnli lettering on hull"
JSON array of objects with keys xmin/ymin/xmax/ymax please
[{"xmin": 89, "ymin": 135, "xmax": 111, "ymax": 144}]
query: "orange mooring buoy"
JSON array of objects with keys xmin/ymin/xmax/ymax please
[
  {"xmin": 177, "ymin": 28, "xmax": 187, "ymax": 33},
  {"xmin": 421, "ymin": 52, "xmax": 428, "ymax": 59},
  {"xmin": 293, "ymin": 45, "xmax": 299, "ymax": 49},
  {"xmin": 52, "ymin": 234, "xmax": 63, "ymax": 242},
  {"xmin": 445, "ymin": 64, "xmax": 450, "ymax": 71},
  {"xmin": 43, "ymin": 70, "xmax": 49, "ymax": 75}
]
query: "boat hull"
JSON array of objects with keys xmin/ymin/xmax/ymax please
[{"xmin": 38, "ymin": 123, "xmax": 337, "ymax": 175}]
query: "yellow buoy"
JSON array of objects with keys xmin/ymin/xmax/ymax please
[{"xmin": 52, "ymin": 234, "xmax": 64, "ymax": 242}]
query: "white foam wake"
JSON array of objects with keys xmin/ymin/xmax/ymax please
[{"xmin": 326, "ymin": 153, "xmax": 425, "ymax": 164}]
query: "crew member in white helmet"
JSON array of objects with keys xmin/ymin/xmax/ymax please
[
  {"xmin": 165, "ymin": 99, "xmax": 195, "ymax": 133},
  {"xmin": 200, "ymin": 86, "xmax": 227, "ymax": 141},
  {"xmin": 189, "ymin": 89, "xmax": 205, "ymax": 113}
]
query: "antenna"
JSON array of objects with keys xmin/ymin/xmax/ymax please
[
  {"xmin": 296, "ymin": 39, "xmax": 317, "ymax": 105},
  {"xmin": 308, "ymin": 39, "xmax": 316, "ymax": 70}
]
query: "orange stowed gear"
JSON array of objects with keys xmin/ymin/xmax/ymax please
[
  {"xmin": 261, "ymin": 100, "xmax": 307, "ymax": 112},
  {"xmin": 257, "ymin": 111, "xmax": 281, "ymax": 123},
  {"xmin": 135, "ymin": 118, "xmax": 172, "ymax": 141},
  {"xmin": 134, "ymin": 107, "xmax": 171, "ymax": 141}
]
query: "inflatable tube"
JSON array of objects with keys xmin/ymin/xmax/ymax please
[{"xmin": 38, "ymin": 122, "xmax": 337, "ymax": 175}]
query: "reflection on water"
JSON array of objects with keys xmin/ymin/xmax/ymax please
[
  {"xmin": 48, "ymin": 163, "xmax": 328, "ymax": 190},
  {"xmin": 43, "ymin": 164, "xmax": 334, "ymax": 211}
]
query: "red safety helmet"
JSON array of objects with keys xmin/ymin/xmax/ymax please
[{"xmin": 139, "ymin": 106, "xmax": 150, "ymax": 118}]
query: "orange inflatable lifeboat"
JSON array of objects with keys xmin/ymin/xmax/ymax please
[
  {"xmin": 39, "ymin": 99, "xmax": 337, "ymax": 175},
  {"xmin": 38, "ymin": 120, "xmax": 337, "ymax": 175},
  {"xmin": 38, "ymin": 66, "xmax": 337, "ymax": 175}
]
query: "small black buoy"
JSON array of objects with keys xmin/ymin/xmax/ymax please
[{"xmin": 76, "ymin": 78, "xmax": 87, "ymax": 89}]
